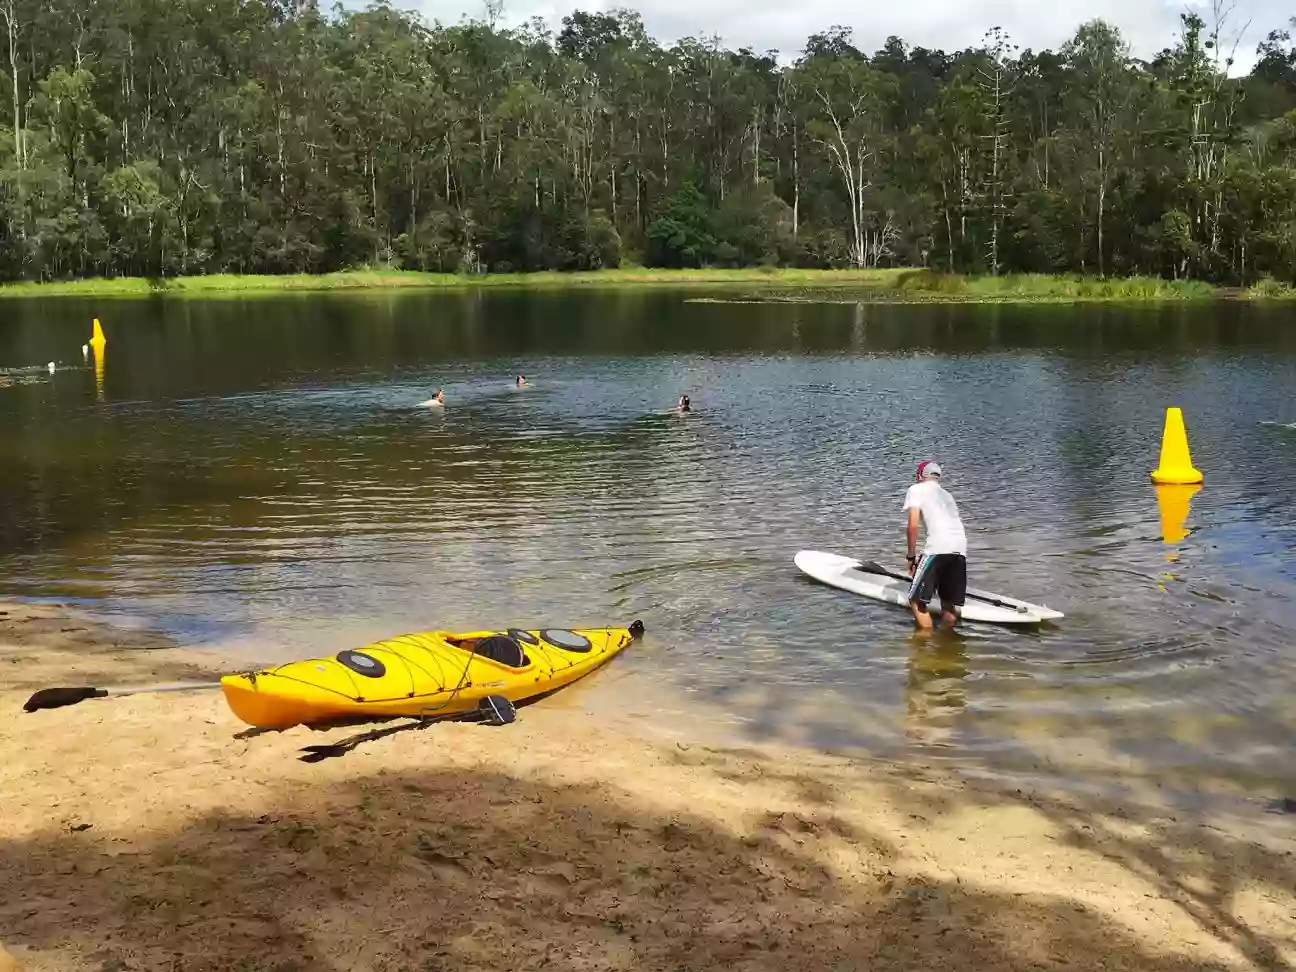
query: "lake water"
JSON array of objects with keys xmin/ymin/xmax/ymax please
[{"xmin": 2, "ymin": 291, "xmax": 1295, "ymax": 811}]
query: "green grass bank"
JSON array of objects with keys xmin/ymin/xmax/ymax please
[{"xmin": 0, "ymin": 267, "xmax": 1283, "ymax": 301}]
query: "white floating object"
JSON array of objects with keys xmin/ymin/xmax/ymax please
[
  {"xmin": 82, "ymin": 344, "xmax": 89, "ymax": 357},
  {"xmin": 47, "ymin": 362, "xmax": 56, "ymax": 374},
  {"xmin": 794, "ymin": 550, "xmax": 1064, "ymax": 626}
]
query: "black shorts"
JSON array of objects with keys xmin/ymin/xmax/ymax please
[{"xmin": 908, "ymin": 554, "xmax": 967, "ymax": 611}]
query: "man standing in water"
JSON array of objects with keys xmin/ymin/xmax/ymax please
[{"xmin": 904, "ymin": 460, "xmax": 967, "ymax": 631}]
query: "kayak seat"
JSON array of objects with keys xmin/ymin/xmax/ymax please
[{"xmin": 468, "ymin": 635, "xmax": 530, "ymax": 669}]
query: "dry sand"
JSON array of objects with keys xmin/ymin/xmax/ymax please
[{"xmin": 1, "ymin": 600, "xmax": 1293, "ymax": 972}]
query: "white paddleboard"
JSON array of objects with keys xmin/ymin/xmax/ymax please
[{"xmin": 795, "ymin": 550, "xmax": 1063, "ymax": 626}]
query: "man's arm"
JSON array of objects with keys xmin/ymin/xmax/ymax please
[{"xmin": 906, "ymin": 507, "xmax": 921, "ymax": 575}]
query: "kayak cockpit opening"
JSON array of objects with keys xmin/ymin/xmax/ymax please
[{"xmin": 448, "ymin": 635, "xmax": 531, "ymax": 668}]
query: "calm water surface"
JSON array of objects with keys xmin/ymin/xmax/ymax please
[{"xmin": 2, "ymin": 291, "xmax": 1295, "ymax": 810}]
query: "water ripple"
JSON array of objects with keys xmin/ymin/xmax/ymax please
[{"xmin": 4, "ymin": 296, "xmax": 1296, "ymax": 808}]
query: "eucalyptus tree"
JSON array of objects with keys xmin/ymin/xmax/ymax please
[{"xmin": 1, "ymin": 0, "xmax": 1296, "ymax": 282}]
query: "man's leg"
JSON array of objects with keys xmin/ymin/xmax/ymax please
[
  {"xmin": 936, "ymin": 555, "xmax": 967, "ymax": 631},
  {"xmin": 908, "ymin": 555, "xmax": 937, "ymax": 631},
  {"xmin": 910, "ymin": 601, "xmax": 934, "ymax": 630}
]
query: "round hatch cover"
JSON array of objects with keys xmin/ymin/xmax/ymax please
[
  {"xmin": 336, "ymin": 650, "xmax": 386, "ymax": 678},
  {"xmin": 541, "ymin": 629, "xmax": 592, "ymax": 652}
]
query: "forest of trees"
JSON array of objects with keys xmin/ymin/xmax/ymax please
[{"xmin": 3, "ymin": 0, "xmax": 1296, "ymax": 283}]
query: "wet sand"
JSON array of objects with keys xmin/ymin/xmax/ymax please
[{"xmin": 1, "ymin": 600, "xmax": 1293, "ymax": 972}]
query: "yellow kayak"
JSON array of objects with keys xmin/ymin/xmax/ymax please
[{"xmin": 221, "ymin": 620, "xmax": 644, "ymax": 729}]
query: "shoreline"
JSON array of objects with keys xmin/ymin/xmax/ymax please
[
  {"xmin": 0, "ymin": 268, "xmax": 1278, "ymax": 302},
  {"xmin": 2, "ymin": 600, "xmax": 1293, "ymax": 971}
]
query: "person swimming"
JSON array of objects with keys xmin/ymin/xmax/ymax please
[
  {"xmin": 516, "ymin": 375, "xmax": 528, "ymax": 387},
  {"xmin": 678, "ymin": 394, "xmax": 691, "ymax": 412},
  {"xmin": 419, "ymin": 388, "xmax": 445, "ymax": 407}
]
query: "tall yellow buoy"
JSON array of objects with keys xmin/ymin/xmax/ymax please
[
  {"xmin": 89, "ymin": 318, "xmax": 107, "ymax": 353},
  {"xmin": 1150, "ymin": 407, "xmax": 1202, "ymax": 484}
]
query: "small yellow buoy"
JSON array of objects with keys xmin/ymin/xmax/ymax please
[
  {"xmin": 89, "ymin": 318, "xmax": 107, "ymax": 352},
  {"xmin": 1150, "ymin": 406, "xmax": 1202, "ymax": 484}
]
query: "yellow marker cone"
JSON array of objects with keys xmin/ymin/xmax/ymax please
[
  {"xmin": 1150, "ymin": 407, "xmax": 1202, "ymax": 484},
  {"xmin": 1155, "ymin": 483, "xmax": 1201, "ymax": 544},
  {"xmin": 89, "ymin": 318, "xmax": 106, "ymax": 352}
]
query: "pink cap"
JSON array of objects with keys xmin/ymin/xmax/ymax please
[{"xmin": 916, "ymin": 460, "xmax": 942, "ymax": 480}]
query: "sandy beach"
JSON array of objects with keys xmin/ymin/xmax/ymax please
[{"xmin": 1, "ymin": 600, "xmax": 1293, "ymax": 972}]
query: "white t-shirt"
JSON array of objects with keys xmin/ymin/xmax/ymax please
[{"xmin": 903, "ymin": 480, "xmax": 967, "ymax": 556}]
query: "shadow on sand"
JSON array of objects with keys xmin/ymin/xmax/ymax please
[{"xmin": 1, "ymin": 751, "xmax": 1292, "ymax": 972}]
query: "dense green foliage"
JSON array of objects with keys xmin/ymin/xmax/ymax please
[{"xmin": 2, "ymin": 0, "xmax": 1296, "ymax": 283}]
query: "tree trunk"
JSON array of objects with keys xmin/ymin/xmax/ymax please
[
  {"xmin": 370, "ymin": 150, "xmax": 379, "ymax": 263},
  {"xmin": 958, "ymin": 149, "xmax": 968, "ymax": 246},
  {"xmin": 943, "ymin": 186, "xmax": 954, "ymax": 271},
  {"xmin": 1042, "ymin": 103, "xmax": 1049, "ymax": 189},
  {"xmin": 3, "ymin": 1, "xmax": 21, "ymax": 171},
  {"xmin": 276, "ymin": 84, "xmax": 286, "ymax": 201},
  {"xmin": 791, "ymin": 121, "xmax": 799, "ymax": 237},
  {"xmin": 1096, "ymin": 166, "xmax": 1105, "ymax": 278},
  {"xmin": 634, "ymin": 121, "xmax": 642, "ymax": 231}
]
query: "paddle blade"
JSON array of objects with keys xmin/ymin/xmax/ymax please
[
  {"xmin": 857, "ymin": 560, "xmax": 908, "ymax": 581},
  {"xmin": 23, "ymin": 686, "xmax": 108, "ymax": 712},
  {"xmin": 477, "ymin": 695, "xmax": 517, "ymax": 727}
]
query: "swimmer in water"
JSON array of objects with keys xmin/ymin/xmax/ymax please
[
  {"xmin": 516, "ymin": 374, "xmax": 528, "ymax": 387},
  {"xmin": 678, "ymin": 394, "xmax": 691, "ymax": 412},
  {"xmin": 419, "ymin": 388, "xmax": 445, "ymax": 407}
]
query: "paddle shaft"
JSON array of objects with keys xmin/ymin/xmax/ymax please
[
  {"xmin": 24, "ymin": 680, "xmax": 223, "ymax": 712},
  {"xmin": 856, "ymin": 560, "xmax": 1026, "ymax": 613}
]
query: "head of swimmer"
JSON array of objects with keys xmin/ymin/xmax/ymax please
[{"xmin": 678, "ymin": 394, "xmax": 691, "ymax": 411}]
